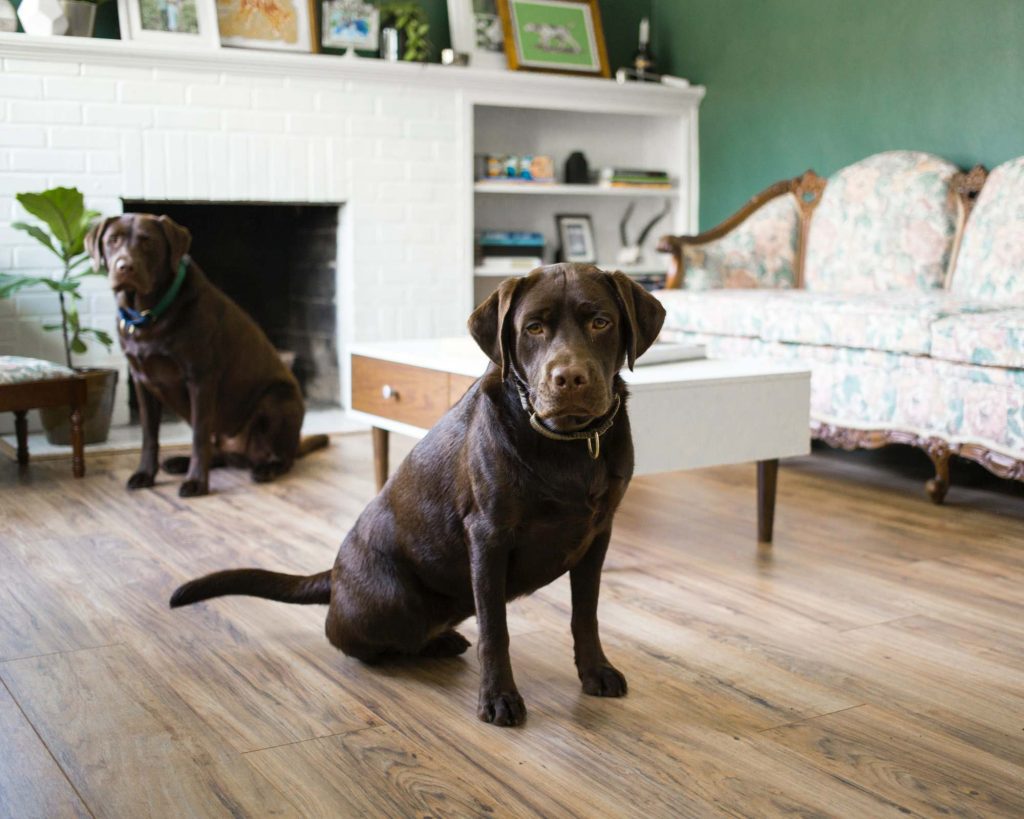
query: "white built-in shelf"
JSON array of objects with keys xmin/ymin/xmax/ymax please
[
  {"xmin": 473, "ymin": 182, "xmax": 675, "ymax": 198},
  {"xmin": 474, "ymin": 264, "xmax": 667, "ymax": 278}
]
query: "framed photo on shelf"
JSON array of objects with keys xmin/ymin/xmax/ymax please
[
  {"xmin": 497, "ymin": 0, "xmax": 609, "ymax": 78},
  {"xmin": 216, "ymin": 0, "xmax": 318, "ymax": 52},
  {"xmin": 117, "ymin": 0, "xmax": 219, "ymax": 47},
  {"xmin": 556, "ymin": 213, "xmax": 596, "ymax": 264},
  {"xmin": 448, "ymin": 0, "xmax": 508, "ymax": 70},
  {"xmin": 321, "ymin": 0, "xmax": 378, "ymax": 51}
]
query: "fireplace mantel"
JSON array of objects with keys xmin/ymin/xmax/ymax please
[{"xmin": 0, "ymin": 32, "xmax": 704, "ymax": 115}]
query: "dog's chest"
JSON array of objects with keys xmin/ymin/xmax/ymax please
[{"xmin": 125, "ymin": 351, "xmax": 183, "ymax": 388}]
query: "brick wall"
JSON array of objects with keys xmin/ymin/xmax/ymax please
[{"xmin": 0, "ymin": 55, "xmax": 468, "ymax": 430}]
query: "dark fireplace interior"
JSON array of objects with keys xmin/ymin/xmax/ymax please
[{"xmin": 122, "ymin": 200, "xmax": 341, "ymax": 414}]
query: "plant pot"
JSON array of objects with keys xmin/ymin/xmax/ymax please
[
  {"xmin": 60, "ymin": 0, "xmax": 96, "ymax": 36},
  {"xmin": 40, "ymin": 367, "xmax": 118, "ymax": 446}
]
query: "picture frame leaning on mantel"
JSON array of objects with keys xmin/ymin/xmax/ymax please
[{"xmin": 497, "ymin": 0, "xmax": 610, "ymax": 78}]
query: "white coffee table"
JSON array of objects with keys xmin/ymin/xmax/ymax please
[{"xmin": 348, "ymin": 337, "xmax": 810, "ymax": 543}]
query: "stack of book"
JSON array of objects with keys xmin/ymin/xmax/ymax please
[
  {"xmin": 477, "ymin": 231, "xmax": 545, "ymax": 274},
  {"xmin": 598, "ymin": 168, "xmax": 672, "ymax": 189}
]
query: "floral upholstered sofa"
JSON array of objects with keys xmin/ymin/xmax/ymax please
[{"xmin": 656, "ymin": 151, "xmax": 1024, "ymax": 502}]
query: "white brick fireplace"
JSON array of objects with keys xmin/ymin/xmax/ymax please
[{"xmin": 0, "ymin": 33, "xmax": 703, "ymax": 432}]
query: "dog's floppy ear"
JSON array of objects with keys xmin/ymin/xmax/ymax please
[
  {"xmin": 606, "ymin": 270, "xmax": 666, "ymax": 369},
  {"xmin": 468, "ymin": 276, "xmax": 522, "ymax": 379},
  {"xmin": 84, "ymin": 216, "xmax": 118, "ymax": 272},
  {"xmin": 157, "ymin": 215, "xmax": 192, "ymax": 272}
]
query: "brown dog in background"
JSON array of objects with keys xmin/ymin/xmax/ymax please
[{"xmin": 86, "ymin": 213, "xmax": 327, "ymax": 497}]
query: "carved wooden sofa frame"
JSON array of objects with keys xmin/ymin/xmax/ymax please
[{"xmin": 656, "ymin": 164, "xmax": 1023, "ymax": 503}]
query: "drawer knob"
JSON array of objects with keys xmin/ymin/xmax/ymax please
[{"xmin": 381, "ymin": 384, "xmax": 398, "ymax": 400}]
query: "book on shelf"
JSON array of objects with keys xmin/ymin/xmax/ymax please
[
  {"xmin": 598, "ymin": 167, "xmax": 672, "ymax": 189},
  {"xmin": 476, "ymin": 256, "xmax": 544, "ymax": 274}
]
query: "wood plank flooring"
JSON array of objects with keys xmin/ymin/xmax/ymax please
[{"xmin": 1, "ymin": 435, "xmax": 1022, "ymax": 818}]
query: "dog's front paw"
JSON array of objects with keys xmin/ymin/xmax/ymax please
[
  {"xmin": 579, "ymin": 664, "xmax": 628, "ymax": 697},
  {"xmin": 126, "ymin": 471, "xmax": 156, "ymax": 490},
  {"xmin": 178, "ymin": 479, "xmax": 209, "ymax": 498},
  {"xmin": 477, "ymin": 688, "xmax": 526, "ymax": 727}
]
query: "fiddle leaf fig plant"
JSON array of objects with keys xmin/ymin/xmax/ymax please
[{"xmin": 0, "ymin": 187, "xmax": 113, "ymax": 368}]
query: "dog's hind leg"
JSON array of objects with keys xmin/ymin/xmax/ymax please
[
  {"xmin": 163, "ymin": 452, "xmax": 234, "ymax": 474},
  {"xmin": 418, "ymin": 630, "xmax": 471, "ymax": 658}
]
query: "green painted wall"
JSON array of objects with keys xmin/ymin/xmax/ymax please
[{"xmin": 648, "ymin": 0, "xmax": 1024, "ymax": 229}]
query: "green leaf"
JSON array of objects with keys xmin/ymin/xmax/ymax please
[
  {"xmin": 16, "ymin": 188, "xmax": 86, "ymax": 256},
  {"xmin": 0, "ymin": 273, "xmax": 53, "ymax": 298},
  {"xmin": 11, "ymin": 222, "xmax": 61, "ymax": 258},
  {"xmin": 42, "ymin": 323, "xmax": 64, "ymax": 331},
  {"xmin": 38, "ymin": 278, "xmax": 80, "ymax": 294},
  {"xmin": 70, "ymin": 337, "xmax": 87, "ymax": 355},
  {"xmin": 81, "ymin": 327, "xmax": 114, "ymax": 349},
  {"xmin": 66, "ymin": 306, "xmax": 81, "ymax": 331}
]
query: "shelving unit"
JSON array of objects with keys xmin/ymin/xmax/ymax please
[
  {"xmin": 473, "ymin": 182, "xmax": 676, "ymax": 198},
  {"xmin": 469, "ymin": 96, "xmax": 704, "ymax": 303}
]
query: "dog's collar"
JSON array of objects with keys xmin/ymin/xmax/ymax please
[
  {"xmin": 511, "ymin": 371, "xmax": 621, "ymax": 460},
  {"xmin": 118, "ymin": 254, "xmax": 190, "ymax": 336}
]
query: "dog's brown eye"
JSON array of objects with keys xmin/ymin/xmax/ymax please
[
  {"xmin": 592, "ymin": 317, "xmax": 611, "ymax": 330},
  {"xmin": 525, "ymin": 322, "xmax": 544, "ymax": 335}
]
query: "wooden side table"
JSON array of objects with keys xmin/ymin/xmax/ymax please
[
  {"xmin": 348, "ymin": 338, "xmax": 810, "ymax": 543},
  {"xmin": 0, "ymin": 357, "xmax": 88, "ymax": 478}
]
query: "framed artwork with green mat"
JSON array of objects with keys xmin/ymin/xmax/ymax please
[{"xmin": 498, "ymin": 0, "xmax": 609, "ymax": 78}]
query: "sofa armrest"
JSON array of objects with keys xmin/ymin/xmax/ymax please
[{"xmin": 658, "ymin": 178, "xmax": 808, "ymax": 290}]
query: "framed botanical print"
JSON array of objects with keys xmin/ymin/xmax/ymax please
[
  {"xmin": 498, "ymin": 0, "xmax": 609, "ymax": 78},
  {"xmin": 216, "ymin": 0, "xmax": 318, "ymax": 52},
  {"xmin": 117, "ymin": 0, "xmax": 220, "ymax": 47},
  {"xmin": 447, "ymin": 0, "xmax": 508, "ymax": 70}
]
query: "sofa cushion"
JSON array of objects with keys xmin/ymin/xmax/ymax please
[
  {"xmin": 931, "ymin": 309, "xmax": 1024, "ymax": 369},
  {"xmin": 950, "ymin": 156, "xmax": 1024, "ymax": 301},
  {"xmin": 804, "ymin": 151, "xmax": 960, "ymax": 294},
  {"xmin": 682, "ymin": 195, "xmax": 800, "ymax": 290},
  {"xmin": 758, "ymin": 292, "xmax": 994, "ymax": 355},
  {"xmin": 0, "ymin": 355, "xmax": 74, "ymax": 386},
  {"xmin": 656, "ymin": 289, "xmax": 783, "ymax": 338}
]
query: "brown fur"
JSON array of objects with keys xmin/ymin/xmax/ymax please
[
  {"xmin": 170, "ymin": 264, "xmax": 666, "ymax": 726},
  {"xmin": 86, "ymin": 213, "xmax": 327, "ymax": 497}
]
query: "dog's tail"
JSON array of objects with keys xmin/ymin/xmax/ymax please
[
  {"xmin": 169, "ymin": 568, "xmax": 332, "ymax": 608},
  {"xmin": 297, "ymin": 434, "xmax": 330, "ymax": 458}
]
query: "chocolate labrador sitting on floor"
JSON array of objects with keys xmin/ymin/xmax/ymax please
[
  {"xmin": 171, "ymin": 264, "xmax": 666, "ymax": 726},
  {"xmin": 86, "ymin": 214, "xmax": 328, "ymax": 497}
]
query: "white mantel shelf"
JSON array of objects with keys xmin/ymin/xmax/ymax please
[{"xmin": 0, "ymin": 32, "xmax": 705, "ymax": 115}]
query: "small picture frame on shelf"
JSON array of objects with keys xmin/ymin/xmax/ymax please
[
  {"xmin": 216, "ymin": 0, "xmax": 318, "ymax": 52},
  {"xmin": 117, "ymin": 0, "xmax": 220, "ymax": 46},
  {"xmin": 448, "ymin": 0, "xmax": 508, "ymax": 70},
  {"xmin": 321, "ymin": 0, "xmax": 378, "ymax": 51},
  {"xmin": 497, "ymin": 0, "xmax": 609, "ymax": 78},
  {"xmin": 556, "ymin": 213, "xmax": 596, "ymax": 264}
]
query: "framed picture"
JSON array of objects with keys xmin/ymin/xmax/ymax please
[
  {"xmin": 117, "ymin": 0, "xmax": 219, "ymax": 46},
  {"xmin": 556, "ymin": 214, "xmax": 596, "ymax": 264},
  {"xmin": 322, "ymin": 0, "xmax": 378, "ymax": 51},
  {"xmin": 498, "ymin": 0, "xmax": 609, "ymax": 78},
  {"xmin": 216, "ymin": 0, "xmax": 318, "ymax": 52},
  {"xmin": 448, "ymin": 0, "xmax": 507, "ymax": 70}
]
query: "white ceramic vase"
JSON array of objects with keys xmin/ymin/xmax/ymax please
[{"xmin": 17, "ymin": 0, "xmax": 69, "ymax": 35}]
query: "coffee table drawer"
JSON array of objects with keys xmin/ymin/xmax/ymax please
[{"xmin": 352, "ymin": 355, "xmax": 452, "ymax": 428}]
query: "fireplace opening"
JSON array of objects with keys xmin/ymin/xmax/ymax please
[{"xmin": 121, "ymin": 200, "xmax": 341, "ymax": 418}]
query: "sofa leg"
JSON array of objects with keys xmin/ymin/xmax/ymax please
[{"xmin": 924, "ymin": 442, "xmax": 951, "ymax": 504}]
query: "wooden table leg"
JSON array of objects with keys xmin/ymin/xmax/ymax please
[
  {"xmin": 372, "ymin": 426, "xmax": 389, "ymax": 491},
  {"xmin": 757, "ymin": 458, "xmax": 778, "ymax": 543},
  {"xmin": 14, "ymin": 410, "xmax": 29, "ymax": 466},
  {"xmin": 70, "ymin": 405, "xmax": 85, "ymax": 478}
]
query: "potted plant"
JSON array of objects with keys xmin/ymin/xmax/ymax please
[
  {"xmin": 379, "ymin": 1, "xmax": 431, "ymax": 61},
  {"xmin": 0, "ymin": 187, "xmax": 118, "ymax": 445}
]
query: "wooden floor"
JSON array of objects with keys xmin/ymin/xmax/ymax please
[{"xmin": 1, "ymin": 434, "xmax": 1023, "ymax": 818}]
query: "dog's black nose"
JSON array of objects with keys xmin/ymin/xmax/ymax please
[{"xmin": 551, "ymin": 365, "xmax": 588, "ymax": 391}]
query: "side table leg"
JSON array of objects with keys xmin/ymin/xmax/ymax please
[
  {"xmin": 70, "ymin": 406, "xmax": 85, "ymax": 478},
  {"xmin": 372, "ymin": 426, "xmax": 389, "ymax": 492},
  {"xmin": 757, "ymin": 458, "xmax": 778, "ymax": 543},
  {"xmin": 15, "ymin": 410, "xmax": 29, "ymax": 466}
]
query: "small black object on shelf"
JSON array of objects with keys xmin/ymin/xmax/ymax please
[{"xmin": 564, "ymin": 152, "xmax": 590, "ymax": 185}]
